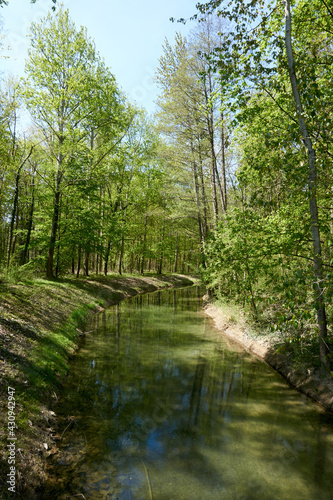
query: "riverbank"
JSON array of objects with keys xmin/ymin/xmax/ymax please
[
  {"xmin": 204, "ymin": 301, "xmax": 333, "ymax": 413},
  {"xmin": 0, "ymin": 273, "xmax": 198, "ymax": 498}
]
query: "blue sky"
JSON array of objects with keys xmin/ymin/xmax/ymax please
[{"xmin": 0, "ymin": 0, "xmax": 196, "ymax": 114}]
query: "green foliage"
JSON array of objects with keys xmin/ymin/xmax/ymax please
[
  {"xmin": 0, "ymin": 1, "xmax": 56, "ymax": 7},
  {"xmin": 0, "ymin": 6, "xmax": 201, "ymax": 279},
  {"xmin": 204, "ymin": 76, "xmax": 333, "ymax": 337},
  {"xmin": 186, "ymin": 0, "xmax": 333, "ymax": 369}
]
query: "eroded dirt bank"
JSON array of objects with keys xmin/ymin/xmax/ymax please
[
  {"xmin": 204, "ymin": 303, "xmax": 333, "ymax": 413},
  {"xmin": 0, "ymin": 273, "xmax": 198, "ymax": 498}
]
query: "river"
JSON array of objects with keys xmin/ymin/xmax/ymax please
[{"xmin": 46, "ymin": 285, "xmax": 333, "ymax": 500}]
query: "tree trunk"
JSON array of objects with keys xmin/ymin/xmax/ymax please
[
  {"xmin": 46, "ymin": 105, "xmax": 64, "ymax": 279},
  {"xmin": 182, "ymin": 237, "xmax": 187, "ymax": 273},
  {"xmin": 20, "ymin": 170, "xmax": 35, "ymax": 266},
  {"xmin": 157, "ymin": 226, "xmax": 164, "ymax": 275},
  {"xmin": 76, "ymin": 245, "xmax": 81, "ymax": 278},
  {"xmin": 220, "ymin": 110, "xmax": 227, "ymax": 213},
  {"xmin": 55, "ymin": 205, "xmax": 62, "ymax": 278},
  {"xmin": 118, "ymin": 236, "xmax": 124, "ymax": 275},
  {"xmin": 84, "ymin": 252, "xmax": 89, "ymax": 276},
  {"xmin": 46, "ymin": 185, "xmax": 61, "ymax": 279},
  {"xmin": 284, "ymin": 0, "xmax": 329, "ymax": 371},
  {"xmin": 204, "ymin": 77, "xmax": 219, "ymax": 227},
  {"xmin": 7, "ymin": 147, "xmax": 34, "ymax": 266},
  {"xmin": 193, "ymin": 161, "xmax": 204, "ymax": 244},
  {"xmin": 174, "ymin": 235, "xmax": 178, "ymax": 273},
  {"xmin": 7, "ymin": 171, "xmax": 20, "ymax": 266},
  {"xmin": 129, "ymin": 252, "xmax": 134, "ymax": 273},
  {"xmin": 190, "ymin": 141, "xmax": 205, "ymax": 246},
  {"xmin": 140, "ymin": 215, "xmax": 147, "ymax": 275},
  {"xmin": 197, "ymin": 137, "xmax": 209, "ymax": 239},
  {"xmin": 11, "ymin": 203, "xmax": 20, "ymax": 258},
  {"xmin": 104, "ymin": 240, "xmax": 111, "ymax": 276}
]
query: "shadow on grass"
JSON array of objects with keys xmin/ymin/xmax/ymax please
[{"xmin": 55, "ymin": 274, "xmax": 197, "ymax": 308}]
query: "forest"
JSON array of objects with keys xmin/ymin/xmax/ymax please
[{"xmin": 1, "ymin": 0, "xmax": 333, "ymax": 372}]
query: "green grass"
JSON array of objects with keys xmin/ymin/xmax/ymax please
[
  {"xmin": 213, "ymin": 295, "xmax": 333, "ymax": 376},
  {"xmin": 0, "ymin": 272, "xmax": 197, "ymax": 497}
]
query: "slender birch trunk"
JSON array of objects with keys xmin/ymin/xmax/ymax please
[
  {"xmin": 220, "ymin": 110, "xmax": 227, "ymax": 213},
  {"xmin": 197, "ymin": 138, "xmax": 209, "ymax": 239},
  {"xmin": 190, "ymin": 142, "xmax": 204, "ymax": 245},
  {"xmin": 284, "ymin": 0, "xmax": 329, "ymax": 371}
]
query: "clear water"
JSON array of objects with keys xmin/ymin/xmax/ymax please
[{"xmin": 48, "ymin": 286, "xmax": 333, "ymax": 500}]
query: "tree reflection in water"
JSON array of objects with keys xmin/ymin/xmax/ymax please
[{"xmin": 46, "ymin": 286, "xmax": 333, "ymax": 500}]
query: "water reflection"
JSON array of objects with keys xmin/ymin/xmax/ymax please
[{"xmin": 47, "ymin": 286, "xmax": 333, "ymax": 500}]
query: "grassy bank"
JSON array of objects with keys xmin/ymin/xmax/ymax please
[
  {"xmin": 0, "ymin": 273, "xmax": 198, "ymax": 498},
  {"xmin": 204, "ymin": 297, "xmax": 333, "ymax": 412}
]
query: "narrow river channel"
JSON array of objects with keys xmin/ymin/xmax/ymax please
[{"xmin": 47, "ymin": 286, "xmax": 333, "ymax": 500}]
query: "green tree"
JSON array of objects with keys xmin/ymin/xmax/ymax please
[
  {"xmin": 0, "ymin": 0, "xmax": 56, "ymax": 8},
  {"xmin": 24, "ymin": 7, "xmax": 127, "ymax": 278},
  {"xmin": 189, "ymin": 0, "xmax": 333, "ymax": 370}
]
